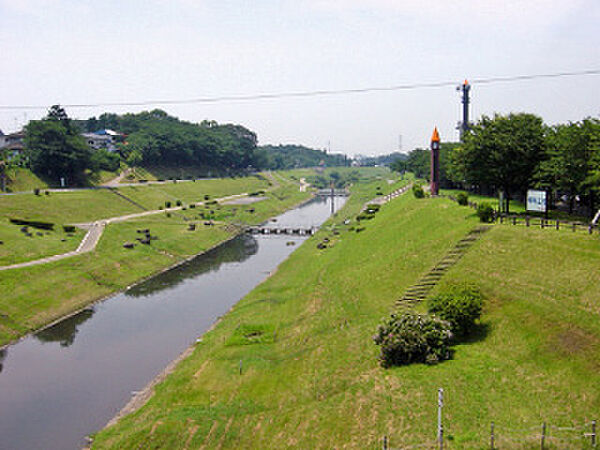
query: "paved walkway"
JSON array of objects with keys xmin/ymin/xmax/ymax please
[{"xmin": 0, "ymin": 193, "xmax": 248, "ymax": 271}]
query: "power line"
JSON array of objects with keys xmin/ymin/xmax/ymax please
[{"xmin": 1, "ymin": 69, "xmax": 599, "ymax": 111}]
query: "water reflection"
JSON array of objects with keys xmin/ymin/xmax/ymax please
[
  {"xmin": 126, "ymin": 234, "xmax": 259, "ymax": 298},
  {"xmin": 35, "ymin": 308, "xmax": 95, "ymax": 347}
]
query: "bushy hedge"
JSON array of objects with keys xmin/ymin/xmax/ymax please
[
  {"xmin": 428, "ymin": 285, "xmax": 483, "ymax": 336},
  {"xmin": 9, "ymin": 218, "xmax": 54, "ymax": 230},
  {"xmin": 456, "ymin": 192, "xmax": 469, "ymax": 206},
  {"xmin": 62, "ymin": 225, "xmax": 76, "ymax": 233},
  {"xmin": 476, "ymin": 202, "xmax": 495, "ymax": 222},
  {"xmin": 373, "ymin": 312, "xmax": 453, "ymax": 368},
  {"xmin": 412, "ymin": 184, "xmax": 425, "ymax": 199}
]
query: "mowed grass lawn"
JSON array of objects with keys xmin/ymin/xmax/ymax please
[
  {"xmin": 92, "ymin": 193, "xmax": 600, "ymax": 449},
  {"xmin": 0, "ymin": 222, "xmax": 84, "ymax": 265},
  {"xmin": 0, "ymin": 175, "xmax": 268, "ymax": 224}
]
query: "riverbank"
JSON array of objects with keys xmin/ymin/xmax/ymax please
[
  {"xmin": 0, "ymin": 175, "xmax": 310, "ymax": 347},
  {"xmin": 93, "ymin": 183, "xmax": 600, "ymax": 448}
]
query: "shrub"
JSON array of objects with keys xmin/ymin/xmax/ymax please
[
  {"xmin": 189, "ymin": 204, "xmax": 196, "ymax": 209},
  {"xmin": 373, "ymin": 312, "xmax": 452, "ymax": 367},
  {"xmin": 412, "ymin": 184, "xmax": 425, "ymax": 199},
  {"xmin": 204, "ymin": 194, "xmax": 210, "ymax": 200},
  {"xmin": 33, "ymin": 188, "xmax": 40, "ymax": 196},
  {"xmin": 9, "ymin": 218, "xmax": 54, "ymax": 230},
  {"xmin": 476, "ymin": 202, "xmax": 495, "ymax": 223},
  {"xmin": 456, "ymin": 192, "xmax": 469, "ymax": 206},
  {"xmin": 62, "ymin": 225, "xmax": 76, "ymax": 233},
  {"xmin": 165, "ymin": 201, "xmax": 172, "ymax": 208},
  {"xmin": 428, "ymin": 285, "xmax": 483, "ymax": 336},
  {"xmin": 176, "ymin": 200, "xmax": 182, "ymax": 206}
]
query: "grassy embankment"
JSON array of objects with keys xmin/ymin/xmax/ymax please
[
  {"xmin": 93, "ymin": 187, "xmax": 600, "ymax": 449},
  {"xmin": 0, "ymin": 176, "xmax": 270, "ymax": 266},
  {"xmin": 0, "ymin": 173, "xmax": 308, "ymax": 346}
]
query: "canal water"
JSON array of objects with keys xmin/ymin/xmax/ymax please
[{"xmin": 0, "ymin": 195, "xmax": 345, "ymax": 450}]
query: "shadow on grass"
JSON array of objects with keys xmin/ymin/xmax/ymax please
[{"xmin": 454, "ymin": 321, "xmax": 491, "ymax": 345}]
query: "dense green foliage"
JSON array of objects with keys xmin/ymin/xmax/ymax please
[
  {"xmin": 24, "ymin": 106, "xmax": 93, "ymax": 184},
  {"xmin": 85, "ymin": 110, "xmax": 260, "ymax": 171},
  {"xmin": 412, "ymin": 184, "xmax": 425, "ymax": 198},
  {"xmin": 476, "ymin": 202, "xmax": 495, "ymax": 222},
  {"xmin": 452, "ymin": 113, "xmax": 546, "ymax": 213},
  {"xmin": 535, "ymin": 118, "xmax": 600, "ymax": 213},
  {"xmin": 428, "ymin": 285, "xmax": 483, "ymax": 336},
  {"xmin": 257, "ymin": 144, "xmax": 348, "ymax": 169},
  {"xmin": 373, "ymin": 312, "xmax": 453, "ymax": 367},
  {"xmin": 456, "ymin": 191, "xmax": 468, "ymax": 206},
  {"xmin": 306, "ymin": 169, "xmax": 360, "ymax": 188}
]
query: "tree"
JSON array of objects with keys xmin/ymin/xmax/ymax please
[
  {"xmin": 24, "ymin": 106, "xmax": 92, "ymax": 184},
  {"xmin": 453, "ymin": 113, "xmax": 546, "ymax": 213},
  {"xmin": 536, "ymin": 118, "xmax": 600, "ymax": 214}
]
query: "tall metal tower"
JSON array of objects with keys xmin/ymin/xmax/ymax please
[{"xmin": 456, "ymin": 79, "xmax": 471, "ymax": 140}]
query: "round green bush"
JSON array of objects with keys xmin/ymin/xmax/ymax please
[
  {"xmin": 428, "ymin": 285, "xmax": 483, "ymax": 337},
  {"xmin": 476, "ymin": 202, "xmax": 495, "ymax": 222},
  {"xmin": 456, "ymin": 192, "xmax": 469, "ymax": 206},
  {"xmin": 373, "ymin": 312, "xmax": 452, "ymax": 368},
  {"xmin": 412, "ymin": 184, "xmax": 425, "ymax": 199}
]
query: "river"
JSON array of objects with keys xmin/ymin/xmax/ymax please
[{"xmin": 0, "ymin": 195, "xmax": 346, "ymax": 450}]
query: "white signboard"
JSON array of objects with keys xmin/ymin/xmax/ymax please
[{"xmin": 527, "ymin": 189, "xmax": 547, "ymax": 212}]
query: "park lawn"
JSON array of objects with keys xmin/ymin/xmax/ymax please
[
  {"xmin": 0, "ymin": 183, "xmax": 312, "ymax": 347},
  {"xmin": 120, "ymin": 165, "xmax": 225, "ymax": 183},
  {"xmin": 0, "ymin": 221, "xmax": 84, "ymax": 265},
  {"xmin": 92, "ymin": 192, "xmax": 600, "ymax": 449},
  {"xmin": 0, "ymin": 175, "xmax": 269, "ymax": 225},
  {"xmin": 116, "ymin": 176, "xmax": 269, "ymax": 211},
  {"xmin": 0, "ymin": 189, "xmax": 141, "ymax": 223}
]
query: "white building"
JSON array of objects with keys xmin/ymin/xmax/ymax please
[{"xmin": 82, "ymin": 129, "xmax": 121, "ymax": 152}]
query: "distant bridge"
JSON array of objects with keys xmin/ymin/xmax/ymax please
[
  {"xmin": 316, "ymin": 189, "xmax": 350, "ymax": 196},
  {"xmin": 245, "ymin": 226, "xmax": 318, "ymax": 236}
]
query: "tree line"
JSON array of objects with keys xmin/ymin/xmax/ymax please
[
  {"xmin": 18, "ymin": 107, "xmax": 354, "ymax": 186},
  {"xmin": 392, "ymin": 113, "xmax": 600, "ymax": 215}
]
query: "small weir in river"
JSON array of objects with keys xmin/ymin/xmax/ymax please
[{"xmin": 0, "ymin": 195, "xmax": 346, "ymax": 450}]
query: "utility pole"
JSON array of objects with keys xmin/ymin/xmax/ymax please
[
  {"xmin": 456, "ymin": 79, "xmax": 471, "ymax": 140},
  {"xmin": 430, "ymin": 127, "xmax": 440, "ymax": 196}
]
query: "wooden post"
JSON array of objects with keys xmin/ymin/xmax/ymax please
[
  {"xmin": 592, "ymin": 420, "xmax": 597, "ymax": 447},
  {"xmin": 556, "ymin": 220, "xmax": 560, "ymax": 230},
  {"xmin": 541, "ymin": 422, "xmax": 546, "ymax": 449},
  {"xmin": 239, "ymin": 359, "xmax": 243, "ymax": 375},
  {"xmin": 382, "ymin": 435, "xmax": 388, "ymax": 450},
  {"xmin": 438, "ymin": 388, "xmax": 444, "ymax": 450},
  {"xmin": 513, "ymin": 216, "xmax": 517, "ymax": 226},
  {"xmin": 526, "ymin": 216, "xmax": 530, "ymax": 227},
  {"xmin": 541, "ymin": 218, "xmax": 544, "ymax": 229},
  {"xmin": 573, "ymin": 223, "xmax": 577, "ymax": 232},
  {"xmin": 490, "ymin": 422, "xmax": 495, "ymax": 449},
  {"xmin": 589, "ymin": 225, "xmax": 593, "ymax": 235}
]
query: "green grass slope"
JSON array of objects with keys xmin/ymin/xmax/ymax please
[{"xmin": 93, "ymin": 194, "xmax": 600, "ymax": 449}]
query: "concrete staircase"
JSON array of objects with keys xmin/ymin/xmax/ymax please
[{"xmin": 396, "ymin": 226, "xmax": 491, "ymax": 309}]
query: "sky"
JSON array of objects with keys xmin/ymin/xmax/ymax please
[{"xmin": 1, "ymin": 0, "xmax": 599, "ymax": 157}]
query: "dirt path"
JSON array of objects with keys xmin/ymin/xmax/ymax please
[{"xmin": 102, "ymin": 168, "xmax": 131, "ymax": 187}]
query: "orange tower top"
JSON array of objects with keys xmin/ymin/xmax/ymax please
[
  {"xmin": 431, "ymin": 127, "xmax": 440, "ymax": 143},
  {"xmin": 464, "ymin": 79, "xmax": 469, "ymax": 85}
]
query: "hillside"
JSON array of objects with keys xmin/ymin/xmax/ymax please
[{"xmin": 92, "ymin": 191, "xmax": 600, "ymax": 448}]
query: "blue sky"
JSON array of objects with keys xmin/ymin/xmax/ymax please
[{"xmin": 1, "ymin": 0, "xmax": 599, "ymax": 155}]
